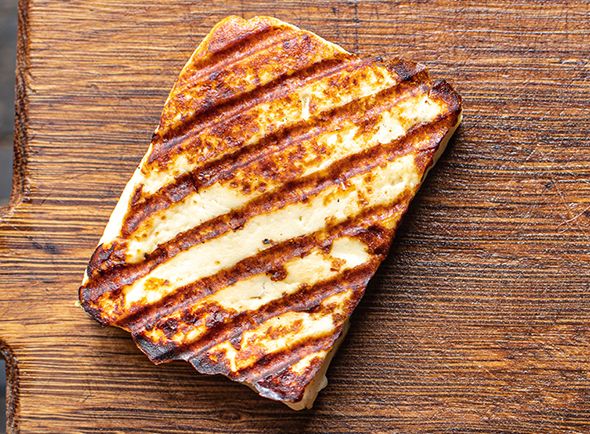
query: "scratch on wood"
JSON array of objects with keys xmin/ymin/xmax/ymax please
[
  {"xmin": 557, "ymin": 203, "xmax": 590, "ymax": 232},
  {"xmin": 550, "ymin": 172, "xmax": 590, "ymax": 240}
]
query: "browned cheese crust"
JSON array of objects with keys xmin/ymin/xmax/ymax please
[{"xmin": 79, "ymin": 16, "xmax": 462, "ymax": 408}]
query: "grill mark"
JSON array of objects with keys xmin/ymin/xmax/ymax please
[
  {"xmin": 118, "ymin": 201, "xmax": 402, "ymax": 330},
  {"xmin": 173, "ymin": 18, "xmax": 338, "ymax": 95},
  {"xmin": 186, "ymin": 262, "xmax": 366, "ymax": 402},
  {"xmin": 123, "ymin": 240, "xmax": 318, "ymax": 331},
  {"xmin": 126, "ymin": 56, "xmax": 364, "ymax": 233},
  {"xmin": 210, "ymin": 273, "xmax": 365, "ymax": 382},
  {"xmin": 238, "ymin": 326, "xmax": 345, "ymax": 384},
  {"xmin": 200, "ymin": 17, "xmax": 275, "ymax": 56},
  {"xmin": 148, "ymin": 56, "xmax": 418, "ymax": 178},
  {"xmin": 156, "ymin": 31, "xmax": 345, "ymax": 147},
  {"xmin": 80, "ymin": 111, "xmax": 457, "ymax": 307},
  {"xmin": 155, "ymin": 25, "xmax": 283, "ymax": 135},
  {"xmin": 251, "ymin": 350, "xmax": 325, "ymax": 403},
  {"xmin": 86, "ymin": 240, "xmax": 127, "ymax": 279},
  {"xmin": 84, "ymin": 124, "xmax": 422, "ymax": 303},
  {"xmin": 137, "ymin": 104, "xmax": 454, "ymax": 252},
  {"xmin": 193, "ymin": 334, "xmax": 332, "ymax": 403},
  {"xmin": 123, "ymin": 69, "xmax": 430, "ymax": 237},
  {"xmin": 201, "ymin": 333, "xmax": 333, "ymax": 383},
  {"xmin": 430, "ymin": 79, "xmax": 462, "ymax": 112},
  {"xmin": 147, "ymin": 54, "xmax": 361, "ymax": 165},
  {"xmin": 136, "ymin": 262, "xmax": 375, "ymax": 365},
  {"xmin": 175, "ymin": 26, "xmax": 281, "ymax": 90}
]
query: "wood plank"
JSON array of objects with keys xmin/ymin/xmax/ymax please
[{"xmin": 1, "ymin": 0, "xmax": 589, "ymax": 432}]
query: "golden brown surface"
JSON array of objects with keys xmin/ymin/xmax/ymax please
[
  {"xmin": 1, "ymin": 1, "xmax": 590, "ymax": 432},
  {"xmin": 78, "ymin": 16, "xmax": 461, "ymax": 407}
]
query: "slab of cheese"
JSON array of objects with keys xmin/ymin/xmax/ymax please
[{"xmin": 79, "ymin": 15, "xmax": 462, "ymax": 409}]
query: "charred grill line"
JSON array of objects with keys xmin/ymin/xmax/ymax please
[
  {"xmin": 119, "ymin": 200, "xmax": 404, "ymax": 331},
  {"xmin": 81, "ymin": 111, "xmax": 455, "ymax": 306},
  {"xmin": 171, "ymin": 27, "xmax": 288, "ymax": 95},
  {"xmin": 148, "ymin": 54, "xmax": 360, "ymax": 165},
  {"xmin": 154, "ymin": 24, "xmax": 286, "ymax": 135},
  {"xmin": 136, "ymin": 262, "xmax": 375, "ymax": 366},
  {"xmin": 122, "ymin": 65, "xmax": 430, "ymax": 237}
]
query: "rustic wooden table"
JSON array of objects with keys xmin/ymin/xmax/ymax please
[{"xmin": 1, "ymin": 1, "xmax": 589, "ymax": 432}]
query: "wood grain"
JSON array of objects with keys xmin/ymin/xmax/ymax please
[{"xmin": 1, "ymin": 0, "xmax": 590, "ymax": 432}]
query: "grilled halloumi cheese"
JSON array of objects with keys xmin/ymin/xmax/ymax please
[{"xmin": 79, "ymin": 15, "xmax": 462, "ymax": 409}]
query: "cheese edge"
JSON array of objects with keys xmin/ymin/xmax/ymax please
[{"xmin": 284, "ymin": 320, "xmax": 350, "ymax": 411}]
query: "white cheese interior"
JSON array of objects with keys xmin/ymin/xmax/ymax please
[{"xmin": 124, "ymin": 154, "xmax": 420, "ymax": 308}]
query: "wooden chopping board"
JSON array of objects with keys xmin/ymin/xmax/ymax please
[{"xmin": 1, "ymin": 1, "xmax": 589, "ymax": 432}]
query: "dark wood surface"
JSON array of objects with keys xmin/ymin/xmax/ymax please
[{"xmin": 1, "ymin": 1, "xmax": 590, "ymax": 432}]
